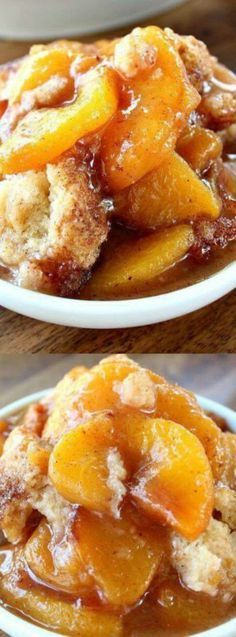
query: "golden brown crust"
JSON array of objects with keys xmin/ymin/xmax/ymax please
[
  {"xmin": 0, "ymin": 427, "xmax": 47, "ymax": 542},
  {"xmin": 0, "ymin": 59, "xmax": 21, "ymax": 102},
  {"xmin": 22, "ymin": 403, "xmax": 50, "ymax": 436},
  {"xmin": 42, "ymin": 365, "xmax": 89, "ymax": 443},
  {"xmin": 47, "ymin": 154, "xmax": 108, "ymax": 270},
  {"xmin": 172, "ymin": 518, "xmax": 236, "ymax": 599},
  {"xmin": 165, "ymin": 29, "xmax": 236, "ymax": 130},
  {"xmin": 0, "ymin": 153, "xmax": 109, "ymax": 295},
  {"xmin": 164, "ymin": 29, "xmax": 216, "ymax": 93},
  {"xmin": 0, "ymin": 420, "xmax": 72, "ymax": 543}
]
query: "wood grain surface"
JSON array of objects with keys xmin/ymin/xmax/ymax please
[
  {"xmin": 0, "ymin": 289, "xmax": 235, "ymax": 353},
  {"xmin": 0, "ymin": 0, "xmax": 235, "ymax": 354}
]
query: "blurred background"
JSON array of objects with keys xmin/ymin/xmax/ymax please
[
  {"xmin": 0, "ymin": 354, "xmax": 235, "ymax": 409},
  {"xmin": 0, "ymin": 0, "xmax": 234, "ymax": 71}
]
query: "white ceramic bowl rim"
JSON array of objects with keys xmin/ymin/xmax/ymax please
[
  {"xmin": 0, "ymin": 261, "xmax": 235, "ymax": 329},
  {"xmin": 0, "ymin": 389, "xmax": 235, "ymax": 637},
  {"xmin": 0, "ymin": 0, "xmax": 186, "ymax": 39}
]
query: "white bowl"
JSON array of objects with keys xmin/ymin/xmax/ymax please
[
  {"xmin": 0, "ymin": 0, "xmax": 186, "ymax": 40},
  {"xmin": 0, "ymin": 261, "xmax": 235, "ymax": 328},
  {"xmin": 0, "ymin": 388, "xmax": 235, "ymax": 637}
]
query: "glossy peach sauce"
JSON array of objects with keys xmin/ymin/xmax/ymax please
[
  {"xmin": 81, "ymin": 223, "xmax": 236, "ymax": 300},
  {"xmin": 0, "ymin": 543, "xmax": 235, "ymax": 637}
]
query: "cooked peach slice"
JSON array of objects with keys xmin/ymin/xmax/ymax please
[
  {"xmin": 114, "ymin": 152, "xmax": 220, "ymax": 230},
  {"xmin": 49, "ymin": 415, "xmax": 127, "ymax": 516},
  {"xmin": 153, "ymin": 382, "xmax": 222, "ymax": 470},
  {"xmin": 130, "ymin": 418, "xmax": 214, "ymax": 540},
  {"xmin": 43, "ymin": 357, "xmax": 221, "ymax": 491},
  {"xmin": 112, "ymin": 410, "xmax": 153, "ymax": 460},
  {"xmin": 177, "ymin": 125, "xmax": 223, "ymax": 172},
  {"xmin": 27, "ymin": 446, "xmax": 50, "ymax": 474},
  {"xmin": 0, "ymin": 420, "xmax": 8, "ymax": 455},
  {"xmin": 75, "ymin": 507, "xmax": 163, "ymax": 606},
  {"xmin": 113, "ymin": 404, "xmax": 215, "ymax": 486},
  {"xmin": 0, "ymin": 66, "xmax": 118, "ymax": 174},
  {"xmin": 9, "ymin": 48, "xmax": 74, "ymax": 104},
  {"xmin": 84, "ymin": 225, "xmax": 194, "ymax": 298},
  {"xmin": 75, "ymin": 355, "xmax": 141, "ymax": 415},
  {"xmin": 0, "ymin": 561, "xmax": 122, "ymax": 636},
  {"xmin": 211, "ymin": 431, "xmax": 236, "ymax": 489},
  {"xmin": 43, "ymin": 356, "xmax": 140, "ymax": 443},
  {"xmin": 102, "ymin": 26, "xmax": 199, "ymax": 190},
  {"xmin": 150, "ymin": 378, "xmax": 236, "ymax": 490},
  {"xmin": 25, "ymin": 520, "xmax": 94, "ymax": 595},
  {"xmin": 42, "ymin": 365, "xmax": 89, "ymax": 443}
]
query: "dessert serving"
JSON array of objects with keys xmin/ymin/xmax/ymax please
[
  {"xmin": 0, "ymin": 26, "xmax": 235, "ymax": 300},
  {"xmin": 0, "ymin": 355, "xmax": 236, "ymax": 636}
]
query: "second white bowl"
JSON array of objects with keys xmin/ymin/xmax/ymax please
[
  {"xmin": 0, "ymin": 261, "xmax": 235, "ymax": 328},
  {"xmin": 0, "ymin": 390, "xmax": 235, "ymax": 637},
  {"xmin": 0, "ymin": 0, "xmax": 186, "ymax": 40}
]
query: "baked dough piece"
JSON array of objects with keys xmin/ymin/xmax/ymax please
[
  {"xmin": 0, "ymin": 153, "xmax": 108, "ymax": 295},
  {"xmin": 172, "ymin": 517, "xmax": 236, "ymax": 600},
  {"xmin": 0, "ymin": 423, "xmax": 72, "ymax": 543}
]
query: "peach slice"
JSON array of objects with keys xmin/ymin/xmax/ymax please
[
  {"xmin": 0, "ymin": 560, "xmax": 122, "ymax": 636},
  {"xmin": 211, "ymin": 432, "xmax": 236, "ymax": 489},
  {"xmin": 0, "ymin": 420, "xmax": 8, "ymax": 455},
  {"xmin": 0, "ymin": 65, "xmax": 118, "ymax": 174},
  {"xmin": 27, "ymin": 446, "xmax": 50, "ymax": 474},
  {"xmin": 84, "ymin": 225, "xmax": 194, "ymax": 298},
  {"xmin": 113, "ymin": 403, "xmax": 216, "ymax": 479},
  {"xmin": 75, "ymin": 507, "xmax": 163, "ymax": 606},
  {"xmin": 177, "ymin": 125, "xmax": 223, "ymax": 172},
  {"xmin": 138, "ymin": 376, "xmax": 231, "ymax": 490},
  {"xmin": 25, "ymin": 520, "xmax": 94, "ymax": 595},
  {"xmin": 43, "ymin": 356, "xmax": 140, "ymax": 443},
  {"xmin": 114, "ymin": 152, "xmax": 220, "ymax": 230},
  {"xmin": 152, "ymin": 382, "xmax": 222, "ymax": 470},
  {"xmin": 130, "ymin": 418, "xmax": 214, "ymax": 540},
  {"xmin": 101, "ymin": 26, "xmax": 199, "ymax": 190},
  {"xmin": 9, "ymin": 48, "xmax": 74, "ymax": 105},
  {"xmin": 49, "ymin": 415, "xmax": 127, "ymax": 516},
  {"xmin": 44, "ymin": 357, "xmax": 221, "ymax": 495},
  {"xmin": 42, "ymin": 365, "xmax": 89, "ymax": 443},
  {"xmin": 75, "ymin": 355, "xmax": 141, "ymax": 415}
]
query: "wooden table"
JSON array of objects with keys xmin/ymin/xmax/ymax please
[
  {"xmin": 0, "ymin": 0, "xmax": 235, "ymax": 353},
  {"xmin": 0, "ymin": 290, "xmax": 235, "ymax": 353}
]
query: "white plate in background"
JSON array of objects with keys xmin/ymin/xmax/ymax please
[
  {"xmin": 0, "ymin": 261, "xmax": 235, "ymax": 328},
  {"xmin": 0, "ymin": 390, "xmax": 235, "ymax": 637},
  {"xmin": 0, "ymin": 0, "xmax": 186, "ymax": 40}
]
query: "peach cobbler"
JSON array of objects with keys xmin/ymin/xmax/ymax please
[
  {"xmin": 0, "ymin": 355, "xmax": 236, "ymax": 636},
  {"xmin": 0, "ymin": 27, "xmax": 235, "ymax": 299}
]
